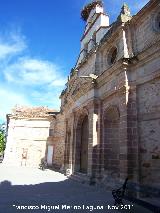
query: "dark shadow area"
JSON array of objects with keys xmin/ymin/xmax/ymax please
[
  {"xmin": 0, "ymin": 177, "xmax": 156, "ymax": 213},
  {"xmin": 124, "ymin": 195, "xmax": 160, "ymax": 213},
  {"xmin": 0, "ymin": 178, "xmax": 119, "ymax": 213}
]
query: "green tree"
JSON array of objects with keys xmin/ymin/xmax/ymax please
[{"xmin": 0, "ymin": 130, "xmax": 5, "ymax": 153}]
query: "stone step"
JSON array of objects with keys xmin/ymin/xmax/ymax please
[{"xmin": 69, "ymin": 172, "xmax": 91, "ymax": 184}]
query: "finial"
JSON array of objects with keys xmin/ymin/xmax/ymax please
[
  {"xmin": 121, "ymin": 3, "xmax": 131, "ymax": 16},
  {"xmin": 117, "ymin": 3, "xmax": 132, "ymax": 23}
]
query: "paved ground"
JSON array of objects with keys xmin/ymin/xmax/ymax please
[{"xmin": 0, "ymin": 164, "xmax": 152, "ymax": 213}]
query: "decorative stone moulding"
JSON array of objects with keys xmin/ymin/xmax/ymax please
[{"xmin": 81, "ymin": 0, "xmax": 103, "ymax": 21}]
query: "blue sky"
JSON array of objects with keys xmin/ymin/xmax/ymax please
[{"xmin": 0, "ymin": 0, "xmax": 149, "ymax": 122}]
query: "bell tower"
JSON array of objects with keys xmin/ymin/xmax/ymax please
[{"xmin": 77, "ymin": 0, "xmax": 109, "ymax": 66}]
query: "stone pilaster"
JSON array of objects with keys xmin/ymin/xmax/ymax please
[{"xmin": 87, "ymin": 104, "xmax": 98, "ymax": 177}]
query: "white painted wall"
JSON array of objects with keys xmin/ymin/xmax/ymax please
[
  {"xmin": 76, "ymin": 5, "xmax": 109, "ymax": 67},
  {"xmin": 47, "ymin": 145, "xmax": 53, "ymax": 166}
]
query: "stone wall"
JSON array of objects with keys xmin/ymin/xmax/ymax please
[
  {"xmin": 132, "ymin": 2, "xmax": 160, "ymax": 54},
  {"xmin": 137, "ymin": 80, "xmax": 160, "ymax": 187},
  {"xmin": 78, "ymin": 54, "xmax": 96, "ymax": 76},
  {"xmin": 52, "ymin": 113, "xmax": 65, "ymax": 168},
  {"xmin": 61, "ymin": 0, "xmax": 160, "ymax": 202},
  {"xmin": 3, "ymin": 117, "xmax": 51, "ymax": 167}
]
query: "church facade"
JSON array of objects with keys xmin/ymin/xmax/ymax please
[
  {"xmin": 60, "ymin": 0, "xmax": 160, "ymax": 200},
  {"xmin": 4, "ymin": 0, "xmax": 160, "ymax": 203}
]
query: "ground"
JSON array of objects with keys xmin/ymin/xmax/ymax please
[{"xmin": 0, "ymin": 164, "xmax": 152, "ymax": 213}]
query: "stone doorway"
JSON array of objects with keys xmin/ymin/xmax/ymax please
[
  {"xmin": 80, "ymin": 116, "xmax": 88, "ymax": 173},
  {"xmin": 75, "ymin": 115, "xmax": 89, "ymax": 174},
  {"xmin": 64, "ymin": 131, "xmax": 71, "ymax": 167}
]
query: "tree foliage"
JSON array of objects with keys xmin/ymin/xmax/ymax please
[
  {"xmin": 0, "ymin": 130, "xmax": 5, "ymax": 153},
  {"xmin": 0, "ymin": 123, "xmax": 6, "ymax": 153}
]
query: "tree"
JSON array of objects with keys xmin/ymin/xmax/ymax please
[
  {"xmin": 0, "ymin": 123, "xmax": 6, "ymax": 154},
  {"xmin": 0, "ymin": 131, "xmax": 5, "ymax": 153}
]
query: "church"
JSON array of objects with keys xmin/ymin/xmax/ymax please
[
  {"xmin": 4, "ymin": 0, "xmax": 160, "ymax": 204},
  {"xmin": 61, "ymin": 0, "xmax": 160, "ymax": 201}
]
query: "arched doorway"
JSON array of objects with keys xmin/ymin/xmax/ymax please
[
  {"xmin": 80, "ymin": 116, "xmax": 88, "ymax": 173},
  {"xmin": 64, "ymin": 131, "xmax": 71, "ymax": 168},
  {"xmin": 75, "ymin": 115, "xmax": 89, "ymax": 174}
]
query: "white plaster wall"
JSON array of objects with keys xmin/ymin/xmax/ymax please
[
  {"xmin": 81, "ymin": 14, "xmax": 109, "ymax": 51},
  {"xmin": 12, "ymin": 119, "xmax": 50, "ymax": 128},
  {"xmin": 96, "ymin": 27, "xmax": 108, "ymax": 44},
  {"xmin": 13, "ymin": 127, "xmax": 49, "ymax": 140},
  {"xmin": 3, "ymin": 118, "xmax": 52, "ymax": 167},
  {"xmin": 86, "ymin": 5, "xmax": 104, "ymax": 31}
]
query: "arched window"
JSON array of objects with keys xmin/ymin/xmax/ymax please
[
  {"xmin": 108, "ymin": 46, "xmax": 118, "ymax": 65},
  {"xmin": 153, "ymin": 12, "xmax": 160, "ymax": 32},
  {"xmin": 156, "ymin": 13, "xmax": 160, "ymax": 30},
  {"xmin": 84, "ymin": 42, "xmax": 88, "ymax": 56}
]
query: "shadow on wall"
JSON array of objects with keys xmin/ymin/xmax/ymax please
[{"xmin": 0, "ymin": 179, "xmax": 117, "ymax": 213}]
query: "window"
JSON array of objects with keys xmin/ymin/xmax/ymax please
[
  {"xmin": 108, "ymin": 46, "xmax": 118, "ymax": 65},
  {"xmin": 153, "ymin": 12, "xmax": 160, "ymax": 32},
  {"xmin": 49, "ymin": 129, "xmax": 54, "ymax": 136},
  {"xmin": 92, "ymin": 32, "xmax": 96, "ymax": 45},
  {"xmin": 83, "ymin": 42, "xmax": 88, "ymax": 57},
  {"xmin": 84, "ymin": 43, "xmax": 88, "ymax": 52},
  {"xmin": 156, "ymin": 13, "xmax": 160, "ymax": 29}
]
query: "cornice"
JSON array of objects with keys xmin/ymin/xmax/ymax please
[
  {"xmin": 130, "ymin": 0, "xmax": 158, "ymax": 25},
  {"xmin": 100, "ymin": 84, "xmax": 128, "ymax": 102},
  {"xmin": 134, "ymin": 40, "xmax": 160, "ymax": 69}
]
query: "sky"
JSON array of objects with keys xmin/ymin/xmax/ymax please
[{"xmin": 0, "ymin": 0, "xmax": 149, "ymax": 123}]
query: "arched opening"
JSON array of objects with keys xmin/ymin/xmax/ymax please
[
  {"xmin": 107, "ymin": 46, "xmax": 118, "ymax": 65},
  {"xmin": 64, "ymin": 131, "xmax": 71, "ymax": 167},
  {"xmin": 75, "ymin": 115, "xmax": 89, "ymax": 174},
  {"xmin": 156, "ymin": 13, "xmax": 160, "ymax": 30},
  {"xmin": 153, "ymin": 12, "xmax": 160, "ymax": 32},
  {"xmin": 80, "ymin": 116, "xmax": 89, "ymax": 173},
  {"xmin": 103, "ymin": 106, "xmax": 120, "ymax": 179}
]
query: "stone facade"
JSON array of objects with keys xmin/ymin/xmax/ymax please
[
  {"xmin": 3, "ymin": 0, "xmax": 160, "ymax": 204},
  {"xmin": 4, "ymin": 106, "xmax": 65, "ymax": 168},
  {"xmin": 61, "ymin": 0, "xmax": 160, "ymax": 202}
]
